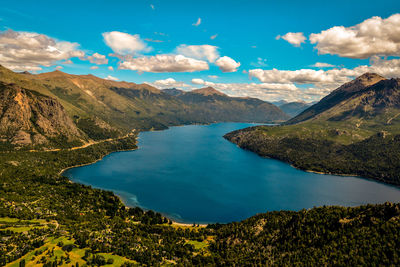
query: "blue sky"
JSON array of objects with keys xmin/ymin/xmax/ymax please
[{"xmin": 1, "ymin": 0, "xmax": 400, "ymax": 102}]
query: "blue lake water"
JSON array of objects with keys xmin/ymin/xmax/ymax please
[{"xmin": 64, "ymin": 123, "xmax": 400, "ymax": 224}]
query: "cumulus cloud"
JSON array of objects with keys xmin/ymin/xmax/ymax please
[
  {"xmin": 176, "ymin": 45, "xmax": 219, "ymax": 62},
  {"xmin": 193, "ymin": 18, "xmax": 201, "ymax": 26},
  {"xmin": 90, "ymin": 66, "xmax": 99, "ymax": 70},
  {"xmin": 309, "ymin": 13, "xmax": 400, "ymax": 59},
  {"xmin": 191, "ymin": 78, "xmax": 215, "ymax": 86},
  {"xmin": 149, "ymin": 78, "xmax": 191, "ymax": 89},
  {"xmin": 118, "ymin": 54, "xmax": 209, "ymax": 73},
  {"xmin": 311, "ymin": 62, "xmax": 336, "ymax": 68},
  {"xmin": 102, "ymin": 31, "xmax": 150, "ymax": 55},
  {"xmin": 215, "ymin": 56, "xmax": 241, "ymax": 72},
  {"xmin": 250, "ymin": 57, "xmax": 400, "ymax": 90},
  {"xmin": 87, "ymin": 52, "xmax": 108, "ymax": 65},
  {"xmin": 188, "ymin": 79, "xmax": 310, "ymax": 102},
  {"xmin": 249, "ymin": 68, "xmax": 348, "ymax": 85},
  {"xmin": 105, "ymin": 75, "xmax": 119, "ymax": 81},
  {"xmin": 0, "ymin": 29, "xmax": 84, "ymax": 71},
  {"xmin": 108, "ymin": 66, "xmax": 114, "ymax": 71},
  {"xmin": 276, "ymin": 32, "xmax": 306, "ymax": 47}
]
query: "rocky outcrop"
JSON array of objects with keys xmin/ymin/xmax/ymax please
[{"xmin": 0, "ymin": 82, "xmax": 85, "ymax": 147}]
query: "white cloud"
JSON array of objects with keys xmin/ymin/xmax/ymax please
[
  {"xmin": 193, "ymin": 18, "xmax": 201, "ymax": 26},
  {"xmin": 108, "ymin": 66, "xmax": 114, "ymax": 71},
  {"xmin": 210, "ymin": 34, "xmax": 218, "ymax": 40},
  {"xmin": 55, "ymin": 66, "xmax": 63, "ymax": 70},
  {"xmin": 105, "ymin": 75, "xmax": 119, "ymax": 81},
  {"xmin": 250, "ymin": 57, "xmax": 400, "ymax": 89},
  {"xmin": 187, "ymin": 79, "xmax": 311, "ymax": 102},
  {"xmin": 119, "ymin": 54, "xmax": 209, "ymax": 73},
  {"xmin": 102, "ymin": 31, "xmax": 150, "ymax": 55},
  {"xmin": 215, "ymin": 56, "xmax": 241, "ymax": 72},
  {"xmin": 311, "ymin": 62, "xmax": 336, "ymax": 68},
  {"xmin": 149, "ymin": 78, "xmax": 191, "ymax": 89},
  {"xmin": 87, "ymin": 52, "xmax": 108, "ymax": 65},
  {"xmin": 276, "ymin": 32, "xmax": 306, "ymax": 47},
  {"xmin": 309, "ymin": 13, "xmax": 400, "ymax": 59},
  {"xmin": 191, "ymin": 78, "xmax": 215, "ymax": 86},
  {"xmin": 90, "ymin": 66, "xmax": 99, "ymax": 70},
  {"xmin": 249, "ymin": 68, "xmax": 347, "ymax": 85},
  {"xmin": 0, "ymin": 29, "xmax": 84, "ymax": 71},
  {"xmin": 176, "ymin": 44, "xmax": 219, "ymax": 62},
  {"xmin": 158, "ymin": 57, "xmax": 400, "ymax": 103}
]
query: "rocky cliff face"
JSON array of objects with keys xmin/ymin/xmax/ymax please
[{"xmin": 0, "ymin": 82, "xmax": 85, "ymax": 147}]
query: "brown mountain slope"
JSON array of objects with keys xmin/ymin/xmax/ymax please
[
  {"xmin": 0, "ymin": 82, "xmax": 86, "ymax": 148},
  {"xmin": 287, "ymin": 73, "xmax": 385, "ymax": 124},
  {"xmin": 0, "ymin": 65, "xmax": 289, "ymax": 137},
  {"xmin": 190, "ymin": 86, "xmax": 227, "ymax": 96}
]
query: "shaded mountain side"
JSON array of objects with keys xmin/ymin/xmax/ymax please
[
  {"xmin": 162, "ymin": 88, "xmax": 185, "ymax": 96},
  {"xmin": 0, "ymin": 65, "xmax": 289, "ymax": 135},
  {"xmin": 177, "ymin": 88, "xmax": 289, "ymax": 122},
  {"xmin": 320, "ymin": 78, "xmax": 400, "ymax": 122},
  {"xmin": 287, "ymin": 73, "xmax": 385, "ymax": 124},
  {"xmin": 279, "ymin": 101, "xmax": 312, "ymax": 117},
  {"xmin": 224, "ymin": 73, "xmax": 400, "ymax": 185},
  {"xmin": 0, "ymin": 82, "xmax": 86, "ymax": 148}
]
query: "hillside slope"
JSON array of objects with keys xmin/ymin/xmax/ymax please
[
  {"xmin": 279, "ymin": 101, "xmax": 312, "ymax": 117},
  {"xmin": 0, "ymin": 65, "xmax": 288, "ymax": 135},
  {"xmin": 225, "ymin": 74, "xmax": 400, "ymax": 185},
  {"xmin": 178, "ymin": 87, "xmax": 289, "ymax": 122},
  {"xmin": 287, "ymin": 73, "xmax": 385, "ymax": 124}
]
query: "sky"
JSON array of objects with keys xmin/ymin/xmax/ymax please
[{"xmin": 1, "ymin": 0, "xmax": 400, "ymax": 102}]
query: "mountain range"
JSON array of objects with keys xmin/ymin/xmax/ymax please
[{"xmin": 0, "ymin": 65, "xmax": 288, "ymax": 149}]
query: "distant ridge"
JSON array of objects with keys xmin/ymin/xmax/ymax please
[
  {"xmin": 190, "ymin": 86, "xmax": 227, "ymax": 96},
  {"xmin": 162, "ymin": 88, "xmax": 185, "ymax": 96},
  {"xmin": 0, "ymin": 65, "xmax": 289, "ymax": 149}
]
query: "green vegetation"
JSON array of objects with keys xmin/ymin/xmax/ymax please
[
  {"xmin": 1, "ymin": 69, "xmax": 400, "ymax": 265},
  {"xmin": 225, "ymin": 74, "xmax": 400, "ymax": 185},
  {"xmin": 1, "ymin": 132, "xmax": 400, "ymax": 265}
]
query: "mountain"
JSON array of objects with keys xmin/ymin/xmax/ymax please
[
  {"xmin": 0, "ymin": 65, "xmax": 288, "ymax": 148},
  {"xmin": 177, "ymin": 87, "xmax": 289, "ymax": 122},
  {"xmin": 162, "ymin": 88, "xmax": 185, "ymax": 96},
  {"xmin": 287, "ymin": 73, "xmax": 385, "ymax": 124},
  {"xmin": 0, "ymin": 82, "xmax": 86, "ymax": 148},
  {"xmin": 279, "ymin": 101, "xmax": 313, "ymax": 117},
  {"xmin": 271, "ymin": 100, "xmax": 288, "ymax": 106},
  {"xmin": 189, "ymin": 86, "xmax": 227, "ymax": 96},
  {"xmin": 225, "ymin": 73, "xmax": 400, "ymax": 185}
]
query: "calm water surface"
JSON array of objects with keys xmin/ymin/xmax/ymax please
[{"xmin": 64, "ymin": 123, "xmax": 400, "ymax": 223}]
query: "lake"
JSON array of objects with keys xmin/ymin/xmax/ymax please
[{"xmin": 64, "ymin": 123, "xmax": 400, "ymax": 224}]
